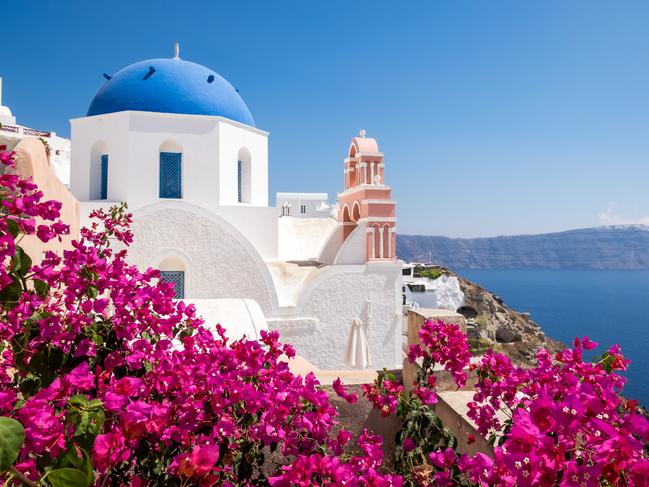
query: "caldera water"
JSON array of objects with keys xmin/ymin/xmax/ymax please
[{"xmin": 457, "ymin": 269, "xmax": 649, "ymax": 407}]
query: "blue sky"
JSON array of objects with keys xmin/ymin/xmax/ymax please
[{"xmin": 2, "ymin": 1, "xmax": 648, "ymax": 237}]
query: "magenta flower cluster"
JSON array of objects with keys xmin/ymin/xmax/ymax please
[
  {"xmin": 1, "ymin": 144, "xmax": 647, "ymax": 486},
  {"xmin": 361, "ymin": 318, "xmax": 649, "ymax": 486},
  {"xmin": 0, "ymin": 147, "xmax": 399, "ymax": 486}
]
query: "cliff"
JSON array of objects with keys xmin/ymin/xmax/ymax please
[
  {"xmin": 398, "ymin": 225, "xmax": 649, "ymax": 269},
  {"xmin": 446, "ymin": 269, "xmax": 563, "ymax": 363}
]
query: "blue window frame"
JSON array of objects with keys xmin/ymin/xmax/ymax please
[
  {"xmin": 159, "ymin": 152, "xmax": 182, "ymax": 198},
  {"xmin": 160, "ymin": 271, "xmax": 184, "ymax": 299},
  {"xmin": 100, "ymin": 154, "xmax": 108, "ymax": 200},
  {"xmin": 237, "ymin": 160, "xmax": 242, "ymax": 203}
]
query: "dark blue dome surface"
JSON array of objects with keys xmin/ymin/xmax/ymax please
[{"xmin": 87, "ymin": 58, "xmax": 255, "ymax": 126}]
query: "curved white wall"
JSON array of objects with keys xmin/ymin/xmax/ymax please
[
  {"xmin": 128, "ymin": 205, "xmax": 278, "ymax": 314},
  {"xmin": 334, "ymin": 221, "xmax": 367, "ymax": 265}
]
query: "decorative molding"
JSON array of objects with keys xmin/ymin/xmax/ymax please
[
  {"xmin": 359, "ymin": 217, "xmax": 397, "ymax": 223},
  {"xmin": 364, "ymin": 199, "xmax": 395, "ymax": 205}
]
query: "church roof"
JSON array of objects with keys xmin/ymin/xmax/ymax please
[{"xmin": 87, "ymin": 57, "xmax": 255, "ymax": 127}]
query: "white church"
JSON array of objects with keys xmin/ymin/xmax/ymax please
[{"xmin": 2, "ymin": 48, "xmax": 403, "ymax": 371}]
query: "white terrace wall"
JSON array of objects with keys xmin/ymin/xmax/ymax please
[{"xmin": 268, "ymin": 261, "xmax": 403, "ymax": 370}]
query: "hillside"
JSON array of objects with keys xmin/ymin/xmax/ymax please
[{"xmin": 397, "ymin": 225, "xmax": 649, "ymax": 269}]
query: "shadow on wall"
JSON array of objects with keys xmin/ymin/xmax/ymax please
[{"xmin": 12, "ymin": 138, "xmax": 80, "ymax": 263}]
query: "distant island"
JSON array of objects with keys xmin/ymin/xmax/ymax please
[{"xmin": 397, "ymin": 224, "xmax": 649, "ymax": 269}]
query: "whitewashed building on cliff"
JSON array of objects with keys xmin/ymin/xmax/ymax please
[{"xmin": 62, "ymin": 49, "xmax": 402, "ymax": 370}]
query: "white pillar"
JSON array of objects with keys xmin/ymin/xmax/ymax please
[
  {"xmin": 371, "ymin": 226, "xmax": 376, "ymax": 259},
  {"xmin": 378, "ymin": 226, "xmax": 384, "ymax": 258},
  {"xmin": 370, "ymin": 162, "xmax": 375, "ymax": 185},
  {"xmin": 387, "ymin": 227, "xmax": 392, "ymax": 258}
]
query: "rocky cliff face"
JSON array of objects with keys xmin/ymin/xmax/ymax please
[
  {"xmin": 398, "ymin": 225, "xmax": 649, "ymax": 269},
  {"xmin": 450, "ymin": 270, "xmax": 563, "ymax": 363}
]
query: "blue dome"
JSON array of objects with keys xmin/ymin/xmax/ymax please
[{"xmin": 87, "ymin": 58, "xmax": 255, "ymax": 126}]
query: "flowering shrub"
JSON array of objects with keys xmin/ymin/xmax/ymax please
[
  {"xmin": 1, "ymin": 143, "xmax": 648, "ymax": 486},
  {"xmin": 464, "ymin": 338, "xmax": 649, "ymax": 486},
  {"xmin": 0, "ymin": 147, "xmax": 399, "ymax": 486},
  {"xmin": 362, "ymin": 319, "xmax": 649, "ymax": 486},
  {"xmin": 361, "ymin": 320, "xmax": 472, "ymax": 483}
]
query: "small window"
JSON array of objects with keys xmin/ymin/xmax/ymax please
[
  {"xmin": 237, "ymin": 160, "xmax": 243, "ymax": 202},
  {"xmin": 402, "ymin": 268, "xmax": 412, "ymax": 276},
  {"xmin": 300, "ymin": 204, "xmax": 307, "ymax": 214},
  {"xmin": 160, "ymin": 271, "xmax": 184, "ymax": 299},
  {"xmin": 160, "ymin": 152, "xmax": 182, "ymax": 198},
  {"xmin": 407, "ymin": 284, "xmax": 425, "ymax": 293},
  {"xmin": 100, "ymin": 154, "xmax": 108, "ymax": 200}
]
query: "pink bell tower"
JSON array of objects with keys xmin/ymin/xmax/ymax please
[{"xmin": 338, "ymin": 130, "xmax": 396, "ymax": 261}]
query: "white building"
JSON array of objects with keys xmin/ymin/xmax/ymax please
[
  {"xmin": 66, "ymin": 49, "xmax": 403, "ymax": 371},
  {"xmin": 276, "ymin": 192, "xmax": 331, "ymax": 218},
  {"xmin": 0, "ymin": 77, "xmax": 71, "ymax": 185}
]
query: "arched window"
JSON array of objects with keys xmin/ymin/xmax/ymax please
[
  {"xmin": 352, "ymin": 202, "xmax": 361, "ymax": 222},
  {"xmin": 237, "ymin": 147, "xmax": 251, "ymax": 204},
  {"xmin": 100, "ymin": 155, "xmax": 108, "ymax": 200},
  {"xmin": 349, "ymin": 162, "xmax": 357, "ymax": 188},
  {"xmin": 383, "ymin": 225, "xmax": 391, "ymax": 259},
  {"xmin": 90, "ymin": 141, "xmax": 108, "ymax": 200},
  {"xmin": 374, "ymin": 224, "xmax": 381, "ymax": 259},
  {"xmin": 159, "ymin": 255, "xmax": 185, "ymax": 299},
  {"xmin": 159, "ymin": 139, "xmax": 183, "ymax": 199},
  {"xmin": 342, "ymin": 204, "xmax": 352, "ymax": 222}
]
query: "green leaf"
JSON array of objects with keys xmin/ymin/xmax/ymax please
[
  {"xmin": 0, "ymin": 417, "xmax": 25, "ymax": 470},
  {"xmin": 0, "ymin": 276, "xmax": 21, "ymax": 304},
  {"xmin": 5, "ymin": 219, "xmax": 20, "ymax": 238},
  {"xmin": 69, "ymin": 394, "xmax": 89, "ymax": 408},
  {"xmin": 33, "ymin": 279, "xmax": 50, "ymax": 298},
  {"xmin": 87, "ymin": 399, "xmax": 103, "ymax": 410},
  {"xmin": 45, "ymin": 467, "xmax": 89, "ymax": 487},
  {"xmin": 18, "ymin": 248, "xmax": 31, "ymax": 276},
  {"xmin": 58, "ymin": 446, "xmax": 94, "ymax": 485},
  {"xmin": 9, "ymin": 254, "xmax": 22, "ymax": 272},
  {"xmin": 86, "ymin": 285, "xmax": 99, "ymax": 299}
]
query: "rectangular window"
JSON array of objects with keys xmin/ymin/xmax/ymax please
[
  {"xmin": 159, "ymin": 152, "xmax": 182, "ymax": 198},
  {"xmin": 237, "ymin": 160, "xmax": 242, "ymax": 203},
  {"xmin": 160, "ymin": 271, "xmax": 184, "ymax": 299},
  {"xmin": 300, "ymin": 204, "xmax": 307, "ymax": 214},
  {"xmin": 100, "ymin": 154, "xmax": 108, "ymax": 200}
]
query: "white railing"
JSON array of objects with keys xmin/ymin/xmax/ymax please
[{"xmin": 0, "ymin": 124, "xmax": 52, "ymax": 138}]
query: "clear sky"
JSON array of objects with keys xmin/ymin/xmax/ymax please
[{"xmin": 2, "ymin": 1, "xmax": 648, "ymax": 237}]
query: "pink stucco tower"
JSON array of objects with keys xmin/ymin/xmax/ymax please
[{"xmin": 338, "ymin": 132, "xmax": 396, "ymax": 261}]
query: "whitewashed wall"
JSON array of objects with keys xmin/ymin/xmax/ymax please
[
  {"xmin": 127, "ymin": 205, "xmax": 278, "ymax": 314},
  {"xmin": 277, "ymin": 217, "xmax": 338, "ymax": 261},
  {"xmin": 70, "ymin": 111, "xmax": 269, "ymax": 209},
  {"xmin": 268, "ymin": 262, "xmax": 403, "ymax": 370}
]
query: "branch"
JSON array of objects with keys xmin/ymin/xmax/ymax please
[{"xmin": 8, "ymin": 466, "xmax": 37, "ymax": 487}]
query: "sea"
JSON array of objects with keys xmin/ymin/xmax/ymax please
[{"xmin": 457, "ymin": 269, "xmax": 649, "ymax": 407}]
